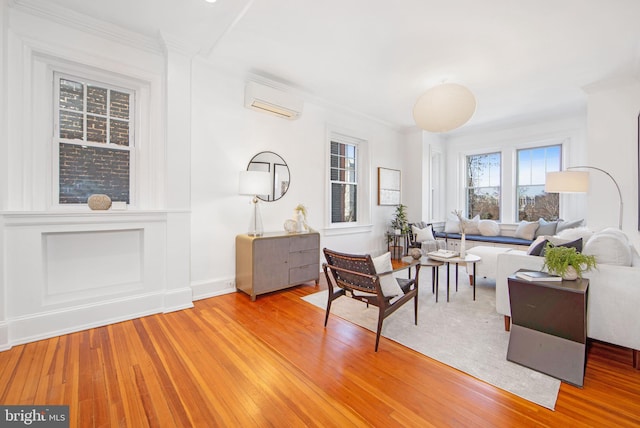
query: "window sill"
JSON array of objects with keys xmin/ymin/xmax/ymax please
[{"xmin": 323, "ymin": 223, "xmax": 373, "ymax": 236}]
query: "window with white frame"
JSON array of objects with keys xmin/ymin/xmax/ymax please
[
  {"xmin": 516, "ymin": 144, "xmax": 561, "ymax": 221},
  {"xmin": 330, "ymin": 139, "xmax": 358, "ymax": 224},
  {"xmin": 54, "ymin": 73, "xmax": 134, "ymax": 205},
  {"xmin": 466, "ymin": 152, "xmax": 501, "ymax": 220}
]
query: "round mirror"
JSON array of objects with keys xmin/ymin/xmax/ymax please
[{"xmin": 247, "ymin": 151, "xmax": 290, "ymax": 202}]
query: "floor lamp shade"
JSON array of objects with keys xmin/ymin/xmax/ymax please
[
  {"xmin": 545, "ymin": 166, "xmax": 623, "ymax": 229},
  {"xmin": 412, "ymin": 83, "xmax": 476, "ymax": 133},
  {"xmin": 239, "ymin": 170, "xmax": 271, "ymax": 236},
  {"xmin": 544, "ymin": 171, "xmax": 589, "ymax": 193}
]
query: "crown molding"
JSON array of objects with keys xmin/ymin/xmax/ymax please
[{"xmin": 12, "ymin": 0, "xmax": 163, "ymax": 55}]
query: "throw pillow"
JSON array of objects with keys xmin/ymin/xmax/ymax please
[
  {"xmin": 478, "ymin": 219, "xmax": 500, "ymax": 236},
  {"xmin": 444, "ymin": 218, "xmax": 460, "ymax": 234},
  {"xmin": 539, "ymin": 238, "xmax": 583, "ymax": 257},
  {"xmin": 527, "ymin": 236, "xmax": 548, "ymax": 256},
  {"xmin": 536, "ymin": 218, "xmax": 558, "ymax": 237},
  {"xmin": 583, "ymin": 231, "xmax": 632, "ymax": 266},
  {"xmin": 461, "ymin": 215, "xmax": 481, "ymax": 235},
  {"xmin": 412, "ymin": 224, "xmax": 435, "ymax": 242},
  {"xmin": 514, "ymin": 220, "xmax": 539, "ymax": 240},
  {"xmin": 556, "ymin": 218, "xmax": 585, "ymax": 233},
  {"xmin": 371, "ymin": 252, "xmax": 404, "ymax": 299}
]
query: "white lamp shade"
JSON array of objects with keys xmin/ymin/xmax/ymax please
[
  {"xmin": 413, "ymin": 83, "xmax": 476, "ymax": 132},
  {"xmin": 545, "ymin": 171, "xmax": 589, "ymax": 193},
  {"xmin": 239, "ymin": 170, "xmax": 271, "ymax": 196}
]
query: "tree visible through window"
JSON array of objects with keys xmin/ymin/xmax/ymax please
[
  {"xmin": 466, "ymin": 152, "xmax": 501, "ymax": 220},
  {"xmin": 517, "ymin": 145, "xmax": 561, "ymax": 221},
  {"xmin": 55, "ymin": 74, "xmax": 134, "ymax": 204},
  {"xmin": 330, "ymin": 140, "xmax": 357, "ymax": 223}
]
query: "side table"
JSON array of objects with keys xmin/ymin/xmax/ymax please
[
  {"xmin": 426, "ymin": 253, "xmax": 481, "ymax": 302},
  {"xmin": 507, "ymin": 271, "xmax": 589, "ymax": 387}
]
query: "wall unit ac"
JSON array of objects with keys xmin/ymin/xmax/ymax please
[{"xmin": 244, "ymin": 81, "xmax": 303, "ymax": 120}]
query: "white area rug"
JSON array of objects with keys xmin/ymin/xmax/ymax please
[{"xmin": 302, "ymin": 271, "xmax": 560, "ymax": 410}]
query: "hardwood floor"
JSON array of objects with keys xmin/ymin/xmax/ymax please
[{"xmin": 1, "ymin": 277, "xmax": 639, "ymax": 427}]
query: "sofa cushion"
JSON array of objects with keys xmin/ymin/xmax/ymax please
[
  {"xmin": 527, "ymin": 236, "xmax": 548, "ymax": 256},
  {"xmin": 536, "ymin": 218, "xmax": 558, "ymax": 237},
  {"xmin": 583, "ymin": 230, "xmax": 632, "ymax": 266},
  {"xmin": 540, "ymin": 238, "xmax": 583, "ymax": 256},
  {"xmin": 372, "ymin": 252, "xmax": 404, "ymax": 299},
  {"xmin": 555, "ymin": 226, "xmax": 594, "ymax": 244},
  {"xmin": 461, "ymin": 215, "xmax": 481, "ymax": 235},
  {"xmin": 556, "ymin": 218, "xmax": 584, "ymax": 233},
  {"xmin": 444, "ymin": 214, "xmax": 460, "ymax": 233},
  {"xmin": 478, "ymin": 219, "xmax": 500, "ymax": 236},
  {"xmin": 514, "ymin": 221, "xmax": 539, "ymax": 240},
  {"xmin": 412, "ymin": 224, "xmax": 435, "ymax": 242},
  {"xmin": 434, "ymin": 232, "xmax": 533, "ymax": 246}
]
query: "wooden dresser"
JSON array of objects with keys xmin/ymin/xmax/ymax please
[{"xmin": 235, "ymin": 231, "xmax": 320, "ymax": 301}]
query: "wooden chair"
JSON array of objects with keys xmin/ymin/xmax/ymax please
[{"xmin": 322, "ymin": 248, "xmax": 421, "ymax": 351}]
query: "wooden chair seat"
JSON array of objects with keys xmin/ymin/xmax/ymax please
[{"xmin": 322, "ymin": 248, "xmax": 421, "ymax": 351}]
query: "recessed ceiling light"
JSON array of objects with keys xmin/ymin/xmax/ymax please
[{"xmin": 205, "ymin": 0, "xmax": 217, "ymax": 3}]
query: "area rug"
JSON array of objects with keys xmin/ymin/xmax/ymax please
[{"xmin": 302, "ymin": 272, "xmax": 560, "ymax": 410}]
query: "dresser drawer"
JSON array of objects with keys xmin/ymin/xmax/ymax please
[
  {"xmin": 289, "ymin": 249, "xmax": 319, "ymax": 267},
  {"xmin": 290, "ymin": 263, "xmax": 319, "ymax": 284},
  {"xmin": 289, "ymin": 234, "xmax": 319, "ymax": 252}
]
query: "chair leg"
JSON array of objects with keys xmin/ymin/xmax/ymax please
[
  {"xmin": 414, "ymin": 293, "xmax": 419, "ymax": 325},
  {"xmin": 324, "ymin": 290, "xmax": 334, "ymax": 327},
  {"xmin": 504, "ymin": 315, "xmax": 511, "ymax": 332},
  {"xmin": 375, "ymin": 308, "xmax": 385, "ymax": 352},
  {"xmin": 633, "ymin": 349, "xmax": 640, "ymax": 370}
]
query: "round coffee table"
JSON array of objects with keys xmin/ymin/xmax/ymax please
[{"xmin": 426, "ymin": 253, "xmax": 482, "ymax": 302}]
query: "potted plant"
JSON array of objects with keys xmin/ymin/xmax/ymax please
[
  {"xmin": 542, "ymin": 245, "xmax": 596, "ymax": 280},
  {"xmin": 388, "ymin": 204, "xmax": 409, "ymax": 259},
  {"xmin": 391, "ymin": 204, "xmax": 409, "ymax": 235}
]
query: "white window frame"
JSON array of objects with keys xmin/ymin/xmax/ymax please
[
  {"xmin": 515, "ymin": 143, "xmax": 563, "ymax": 221},
  {"xmin": 52, "ymin": 71, "xmax": 136, "ymax": 207},
  {"xmin": 325, "ymin": 130, "xmax": 371, "ymax": 234},
  {"xmin": 465, "ymin": 151, "xmax": 502, "ymax": 220}
]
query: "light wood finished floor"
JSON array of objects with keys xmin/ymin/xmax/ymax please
[{"xmin": 1, "ymin": 278, "xmax": 639, "ymax": 427}]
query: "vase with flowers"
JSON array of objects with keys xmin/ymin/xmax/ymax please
[{"xmin": 452, "ymin": 209, "xmax": 467, "ymax": 257}]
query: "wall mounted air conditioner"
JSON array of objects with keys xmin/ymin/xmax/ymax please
[{"xmin": 244, "ymin": 81, "xmax": 303, "ymax": 120}]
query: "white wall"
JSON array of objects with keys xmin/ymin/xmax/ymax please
[
  {"xmin": 189, "ymin": 61, "xmax": 411, "ymax": 298},
  {"xmin": 0, "ymin": 3, "xmax": 192, "ymax": 350},
  {"xmin": 585, "ymin": 79, "xmax": 640, "ymax": 249}
]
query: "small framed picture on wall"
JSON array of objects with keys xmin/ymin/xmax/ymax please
[{"xmin": 378, "ymin": 167, "xmax": 401, "ymax": 205}]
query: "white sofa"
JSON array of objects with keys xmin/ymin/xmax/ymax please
[{"xmin": 496, "ymin": 235, "xmax": 640, "ymax": 369}]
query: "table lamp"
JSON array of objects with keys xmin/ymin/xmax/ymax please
[{"xmin": 239, "ymin": 170, "xmax": 271, "ymax": 236}]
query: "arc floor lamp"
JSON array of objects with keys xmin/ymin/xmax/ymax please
[{"xmin": 545, "ymin": 166, "xmax": 623, "ymax": 229}]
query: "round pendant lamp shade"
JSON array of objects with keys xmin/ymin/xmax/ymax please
[{"xmin": 413, "ymin": 83, "xmax": 477, "ymax": 132}]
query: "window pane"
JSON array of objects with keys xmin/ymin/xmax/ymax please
[
  {"xmin": 331, "ymin": 183, "xmax": 357, "ymax": 223},
  {"xmin": 467, "ymin": 187, "xmax": 500, "ymax": 220},
  {"xmin": 87, "ymin": 86, "xmax": 107, "ymax": 115},
  {"xmin": 517, "ymin": 186, "xmax": 559, "ymax": 221},
  {"xmin": 59, "ymin": 79, "xmax": 83, "ymax": 111},
  {"xmin": 110, "ymin": 119, "xmax": 129, "ymax": 146},
  {"xmin": 466, "ymin": 152, "xmax": 501, "ymax": 219},
  {"xmin": 87, "ymin": 114, "xmax": 107, "ymax": 143},
  {"xmin": 59, "ymin": 143, "xmax": 130, "ymax": 204},
  {"xmin": 110, "ymin": 90, "xmax": 130, "ymax": 119},
  {"xmin": 59, "ymin": 111, "xmax": 83, "ymax": 140},
  {"xmin": 516, "ymin": 145, "xmax": 561, "ymax": 220}
]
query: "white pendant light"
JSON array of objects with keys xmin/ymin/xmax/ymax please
[{"xmin": 413, "ymin": 83, "xmax": 477, "ymax": 133}]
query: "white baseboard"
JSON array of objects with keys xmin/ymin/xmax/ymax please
[
  {"xmin": 5, "ymin": 292, "xmax": 190, "ymax": 349},
  {"xmin": 163, "ymin": 287, "xmax": 194, "ymax": 313},
  {"xmin": 191, "ymin": 278, "xmax": 236, "ymax": 301},
  {"xmin": 0, "ymin": 322, "xmax": 9, "ymax": 351}
]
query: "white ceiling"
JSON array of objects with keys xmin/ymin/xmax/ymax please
[{"xmin": 37, "ymin": 0, "xmax": 640, "ymax": 131}]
